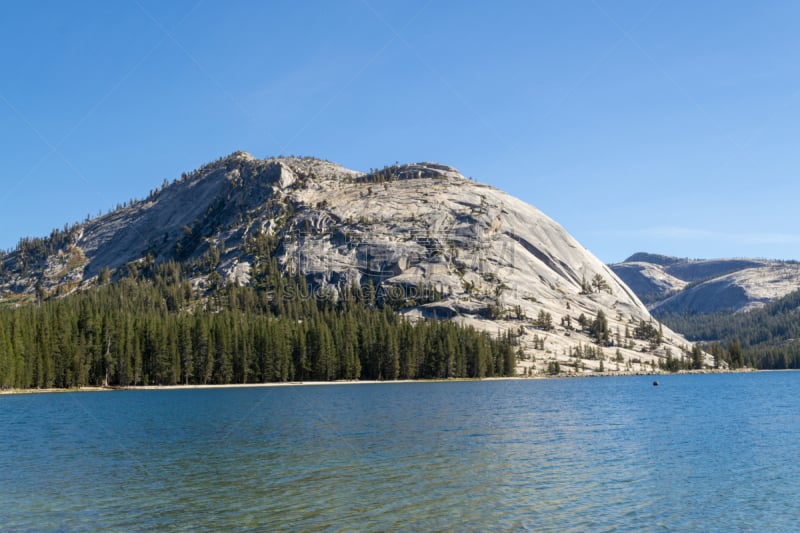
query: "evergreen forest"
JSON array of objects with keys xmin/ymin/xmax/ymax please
[
  {"xmin": 0, "ymin": 256, "xmax": 517, "ymax": 390},
  {"xmin": 659, "ymin": 288, "xmax": 800, "ymax": 370}
]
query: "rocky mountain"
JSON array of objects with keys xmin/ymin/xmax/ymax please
[
  {"xmin": 0, "ymin": 153, "xmax": 710, "ymax": 373},
  {"xmin": 611, "ymin": 252, "xmax": 800, "ymax": 315}
]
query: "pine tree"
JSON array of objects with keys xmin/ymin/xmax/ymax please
[{"xmin": 590, "ymin": 310, "xmax": 609, "ymax": 345}]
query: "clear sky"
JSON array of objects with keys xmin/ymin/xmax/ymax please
[{"xmin": 1, "ymin": 1, "xmax": 799, "ymax": 263}]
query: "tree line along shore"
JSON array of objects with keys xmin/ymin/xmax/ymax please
[{"xmin": 0, "ymin": 260, "xmax": 518, "ymax": 390}]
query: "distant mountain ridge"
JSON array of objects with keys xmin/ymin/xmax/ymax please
[
  {"xmin": 611, "ymin": 253, "xmax": 800, "ymax": 315},
  {"xmin": 0, "ymin": 153, "xmax": 710, "ymax": 373}
]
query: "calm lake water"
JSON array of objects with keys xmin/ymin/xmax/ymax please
[{"xmin": 1, "ymin": 372, "xmax": 799, "ymax": 531}]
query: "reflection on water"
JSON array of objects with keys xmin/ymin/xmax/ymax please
[{"xmin": 2, "ymin": 373, "xmax": 799, "ymax": 531}]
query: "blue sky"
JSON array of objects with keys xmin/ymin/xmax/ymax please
[{"xmin": 1, "ymin": 0, "xmax": 799, "ymax": 263}]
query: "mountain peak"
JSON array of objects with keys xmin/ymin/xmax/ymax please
[
  {"xmin": 362, "ymin": 162, "xmax": 463, "ymax": 182},
  {"xmin": 612, "ymin": 252, "xmax": 800, "ymax": 314},
  {"xmin": 0, "ymin": 155, "xmax": 710, "ymax": 373},
  {"xmin": 621, "ymin": 252, "xmax": 682, "ymax": 266},
  {"xmin": 228, "ymin": 150, "xmax": 255, "ymax": 161}
]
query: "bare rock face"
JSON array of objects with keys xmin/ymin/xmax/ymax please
[
  {"xmin": 0, "ymin": 153, "xmax": 710, "ymax": 373},
  {"xmin": 611, "ymin": 254, "xmax": 800, "ymax": 315}
]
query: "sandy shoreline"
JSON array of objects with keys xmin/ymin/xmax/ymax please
[
  {"xmin": 0, "ymin": 368, "xmax": 760, "ymax": 396},
  {"xmin": 0, "ymin": 378, "xmax": 520, "ymax": 395}
]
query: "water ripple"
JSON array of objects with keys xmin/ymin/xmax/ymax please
[{"xmin": 2, "ymin": 374, "xmax": 800, "ymax": 531}]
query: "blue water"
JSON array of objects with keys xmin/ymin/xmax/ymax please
[{"xmin": 1, "ymin": 373, "xmax": 799, "ymax": 531}]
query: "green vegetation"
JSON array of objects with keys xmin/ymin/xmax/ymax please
[
  {"xmin": 631, "ymin": 318, "xmax": 663, "ymax": 350},
  {"xmin": 657, "ymin": 345, "xmax": 704, "ymax": 372},
  {"xmin": 659, "ymin": 289, "xmax": 800, "ymax": 369},
  {"xmin": 579, "ymin": 273, "xmax": 611, "ymax": 295},
  {"xmin": 589, "ymin": 310, "xmax": 609, "ymax": 345},
  {"xmin": 535, "ymin": 310, "xmax": 554, "ymax": 331},
  {"xmin": 0, "ymin": 255, "xmax": 517, "ymax": 389}
]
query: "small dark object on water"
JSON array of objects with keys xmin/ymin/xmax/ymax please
[{"xmin": 653, "ymin": 380, "xmax": 659, "ymax": 386}]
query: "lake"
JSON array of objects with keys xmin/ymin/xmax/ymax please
[{"xmin": 1, "ymin": 372, "xmax": 799, "ymax": 531}]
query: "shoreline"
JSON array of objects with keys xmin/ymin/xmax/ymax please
[{"xmin": 0, "ymin": 367, "xmax": 762, "ymax": 396}]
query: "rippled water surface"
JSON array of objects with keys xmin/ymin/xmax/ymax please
[{"xmin": 2, "ymin": 372, "xmax": 800, "ymax": 531}]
